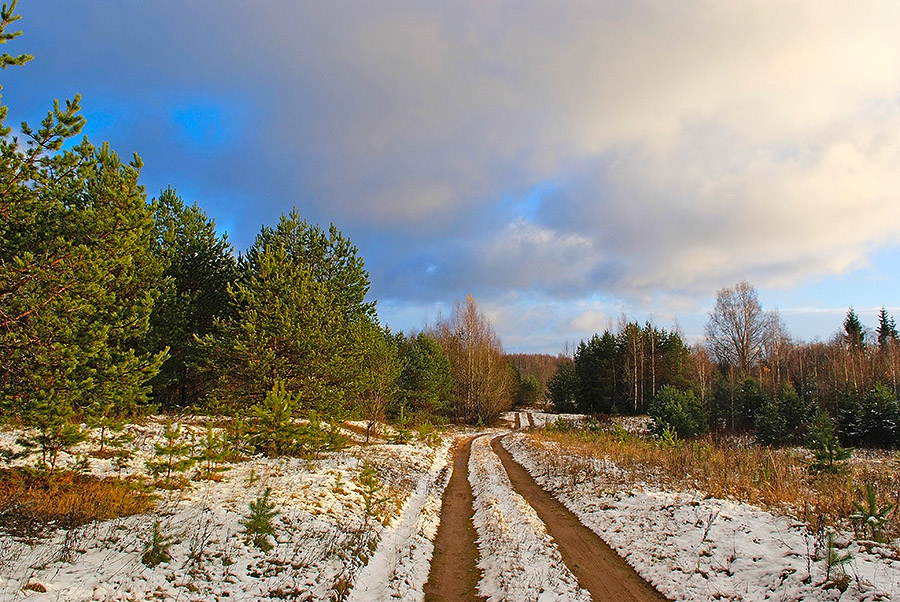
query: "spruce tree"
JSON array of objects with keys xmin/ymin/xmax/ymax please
[
  {"xmin": 843, "ymin": 308, "xmax": 865, "ymax": 350},
  {"xmin": 876, "ymin": 307, "xmax": 898, "ymax": 351}
]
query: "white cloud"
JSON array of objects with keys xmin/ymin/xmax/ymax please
[
  {"xmin": 24, "ymin": 1, "xmax": 900, "ymax": 348},
  {"xmin": 239, "ymin": 0, "xmax": 900, "ymax": 302}
]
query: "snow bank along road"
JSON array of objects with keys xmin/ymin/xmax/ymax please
[{"xmin": 425, "ymin": 431, "xmax": 669, "ymax": 602}]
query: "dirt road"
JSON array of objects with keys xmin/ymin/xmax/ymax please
[
  {"xmin": 423, "ymin": 436, "xmax": 486, "ymax": 602},
  {"xmin": 491, "ymin": 435, "xmax": 669, "ymax": 601},
  {"xmin": 424, "ymin": 433, "xmax": 668, "ymax": 601}
]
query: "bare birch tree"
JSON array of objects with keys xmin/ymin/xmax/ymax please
[{"xmin": 705, "ymin": 281, "xmax": 768, "ymax": 374}]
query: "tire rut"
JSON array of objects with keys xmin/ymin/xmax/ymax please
[
  {"xmin": 423, "ymin": 436, "xmax": 486, "ymax": 602},
  {"xmin": 491, "ymin": 435, "xmax": 670, "ymax": 602}
]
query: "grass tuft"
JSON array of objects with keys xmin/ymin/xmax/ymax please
[{"xmin": 0, "ymin": 468, "xmax": 155, "ymax": 537}]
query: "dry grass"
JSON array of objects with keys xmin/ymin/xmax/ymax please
[
  {"xmin": 532, "ymin": 428, "xmax": 900, "ymax": 542},
  {"xmin": 0, "ymin": 468, "xmax": 155, "ymax": 537}
]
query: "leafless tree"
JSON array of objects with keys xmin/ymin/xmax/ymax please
[
  {"xmin": 705, "ymin": 281, "xmax": 769, "ymax": 374},
  {"xmin": 432, "ymin": 295, "xmax": 514, "ymax": 424}
]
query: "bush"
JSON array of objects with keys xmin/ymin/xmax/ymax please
[
  {"xmin": 648, "ymin": 386, "xmax": 708, "ymax": 439},
  {"xmin": 838, "ymin": 384, "xmax": 900, "ymax": 448},
  {"xmin": 0, "ymin": 468, "xmax": 154, "ymax": 537}
]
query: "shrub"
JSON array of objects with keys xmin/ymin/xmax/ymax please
[
  {"xmin": 0, "ymin": 468, "xmax": 154, "ymax": 537},
  {"xmin": 648, "ymin": 386, "xmax": 708, "ymax": 439}
]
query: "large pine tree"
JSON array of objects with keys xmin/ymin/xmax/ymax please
[
  {"xmin": 202, "ymin": 210, "xmax": 378, "ymax": 415},
  {"xmin": 0, "ymin": 7, "xmax": 166, "ymax": 424},
  {"xmin": 145, "ymin": 188, "xmax": 238, "ymax": 408}
]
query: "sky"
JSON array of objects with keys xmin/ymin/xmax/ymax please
[{"xmin": 4, "ymin": 1, "xmax": 900, "ymax": 353}]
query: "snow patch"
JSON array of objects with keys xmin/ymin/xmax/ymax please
[{"xmin": 469, "ymin": 435, "xmax": 592, "ymax": 602}]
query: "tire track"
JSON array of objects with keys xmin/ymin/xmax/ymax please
[{"xmin": 491, "ymin": 435, "xmax": 670, "ymax": 602}]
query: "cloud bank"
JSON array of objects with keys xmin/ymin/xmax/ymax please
[{"xmin": 8, "ymin": 1, "xmax": 900, "ymax": 349}]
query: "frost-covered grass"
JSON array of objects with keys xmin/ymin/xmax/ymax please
[
  {"xmin": 0, "ymin": 418, "xmax": 451, "ymax": 602},
  {"xmin": 469, "ymin": 434, "xmax": 591, "ymax": 602},
  {"xmin": 507, "ymin": 431, "xmax": 900, "ymax": 602}
]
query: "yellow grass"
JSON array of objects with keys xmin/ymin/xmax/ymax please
[
  {"xmin": 0, "ymin": 468, "xmax": 155, "ymax": 537},
  {"xmin": 531, "ymin": 428, "xmax": 900, "ymax": 541}
]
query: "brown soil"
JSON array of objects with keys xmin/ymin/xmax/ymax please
[
  {"xmin": 423, "ymin": 436, "xmax": 486, "ymax": 602},
  {"xmin": 491, "ymin": 435, "xmax": 671, "ymax": 602},
  {"xmin": 526, "ymin": 412, "xmax": 536, "ymax": 428},
  {"xmin": 514, "ymin": 413, "xmax": 522, "ymax": 429}
]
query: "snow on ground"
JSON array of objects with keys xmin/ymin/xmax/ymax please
[
  {"xmin": 347, "ymin": 435, "xmax": 455, "ymax": 602},
  {"xmin": 0, "ymin": 420, "xmax": 448, "ymax": 602},
  {"xmin": 501, "ymin": 411, "xmax": 588, "ymax": 430},
  {"xmin": 504, "ymin": 433, "xmax": 900, "ymax": 602},
  {"xmin": 469, "ymin": 434, "xmax": 592, "ymax": 602}
]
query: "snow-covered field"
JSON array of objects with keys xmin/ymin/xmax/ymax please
[
  {"xmin": 6, "ymin": 417, "xmax": 899, "ymax": 602},
  {"xmin": 0, "ymin": 421, "xmax": 454, "ymax": 602},
  {"xmin": 504, "ymin": 433, "xmax": 900, "ymax": 602}
]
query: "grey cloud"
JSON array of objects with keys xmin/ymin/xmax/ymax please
[{"xmin": 9, "ymin": 1, "xmax": 900, "ymax": 349}]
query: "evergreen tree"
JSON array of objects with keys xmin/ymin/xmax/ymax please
[
  {"xmin": 838, "ymin": 384, "xmax": 900, "ymax": 448},
  {"xmin": 145, "ymin": 188, "xmax": 237, "ymax": 408},
  {"xmin": 843, "ymin": 308, "xmax": 865, "ymax": 350},
  {"xmin": 876, "ymin": 307, "xmax": 898, "ymax": 350},
  {"xmin": 648, "ymin": 386, "xmax": 708, "ymax": 439},
  {"xmin": 574, "ymin": 332, "xmax": 619, "ymax": 414},
  {"xmin": 202, "ymin": 210, "xmax": 376, "ymax": 414},
  {"xmin": 394, "ymin": 333, "xmax": 454, "ymax": 421},
  {"xmin": 546, "ymin": 359, "xmax": 578, "ymax": 413},
  {"xmin": 0, "ymin": 13, "xmax": 166, "ymax": 425}
]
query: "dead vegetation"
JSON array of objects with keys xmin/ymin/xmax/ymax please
[
  {"xmin": 0, "ymin": 468, "xmax": 154, "ymax": 537},
  {"xmin": 531, "ymin": 425, "xmax": 900, "ymax": 542}
]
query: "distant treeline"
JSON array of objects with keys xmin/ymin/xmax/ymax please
[{"xmin": 547, "ymin": 282, "xmax": 900, "ymax": 448}]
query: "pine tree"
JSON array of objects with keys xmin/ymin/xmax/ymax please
[
  {"xmin": 145, "ymin": 188, "xmax": 237, "ymax": 409},
  {"xmin": 240, "ymin": 488, "xmax": 279, "ymax": 551},
  {"xmin": 0, "ymin": 8, "xmax": 165, "ymax": 428},
  {"xmin": 395, "ymin": 332, "xmax": 454, "ymax": 420},
  {"xmin": 201, "ymin": 210, "xmax": 375, "ymax": 415}
]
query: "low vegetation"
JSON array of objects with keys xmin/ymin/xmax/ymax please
[
  {"xmin": 0, "ymin": 468, "xmax": 154, "ymax": 537},
  {"xmin": 538, "ymin": 419, "xmax": 900, "ymax": 543}
]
